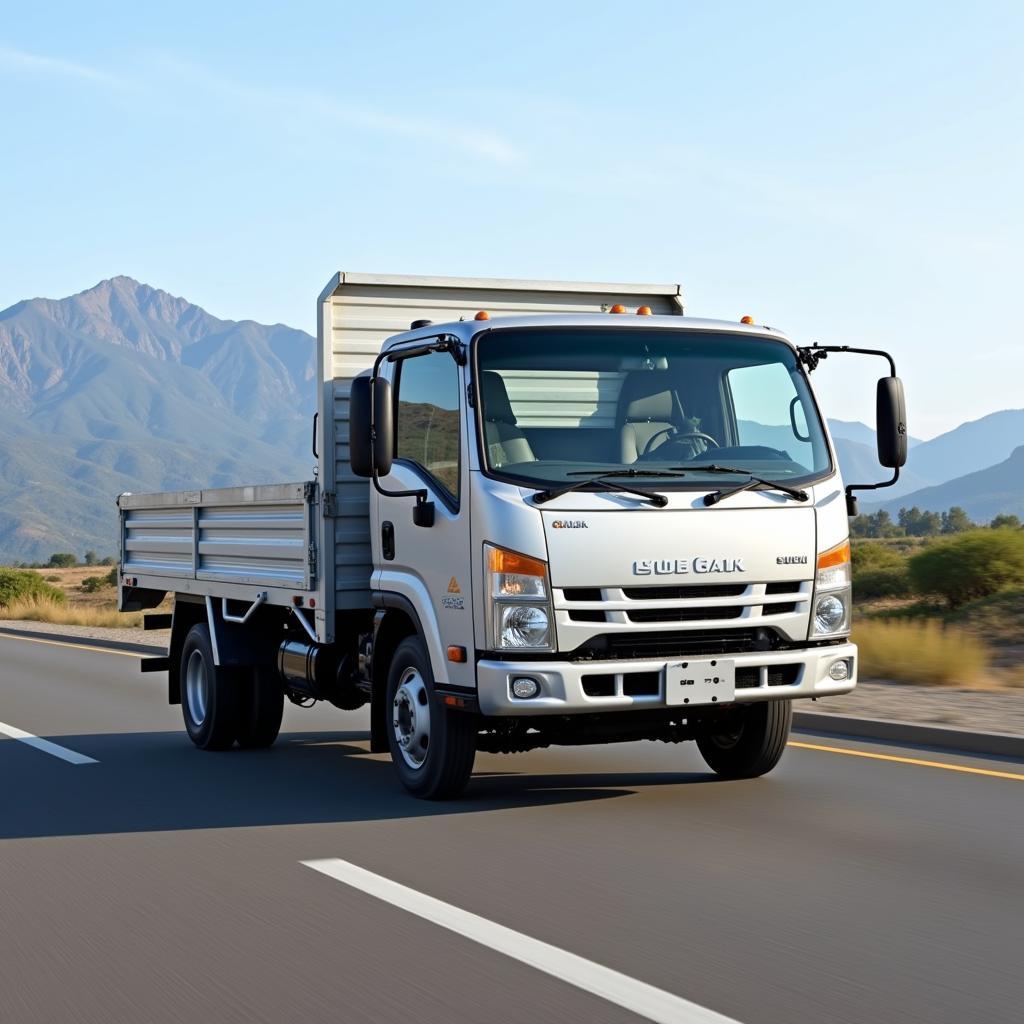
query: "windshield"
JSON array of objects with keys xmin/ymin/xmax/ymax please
[{"xmin": 475, "ymin": 328, "xmax": 831, "ymax": 487}]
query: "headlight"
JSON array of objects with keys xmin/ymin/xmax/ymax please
[
  {"xmin": 501, "ymin": 605, "xmax": 550, "ymax": 648},
  {"xmin": 811, "ymin": 539, "xmax": 852, "ymax": 638},
  {"xmin": 485, "ymin": 544, "xmax": 555, "ymax": 651},
  {"xmin": 814, "ymin": 593, "xmax": 847, "ymax": 634}
]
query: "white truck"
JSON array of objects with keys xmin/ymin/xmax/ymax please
[{"xmin": 118, "ymin": 273, "xmax": 907, "ymax": 798}]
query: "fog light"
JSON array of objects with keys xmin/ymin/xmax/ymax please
[
  {"xmin": 511, "ymin": 676, "xmax": 541, "ymax": 699},
  {"xmin": 828, "ymin": 660, "xmax": 850, "ymax": 682}
]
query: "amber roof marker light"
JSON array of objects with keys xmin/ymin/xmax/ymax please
[
  {"xmin": 636, "ymin": 306, "xmax": 653, "ymax": 316},
  {"xmin": 609, "ymin": 303, "xmax": 627, "ymax": 314},
  {"xmin": 740, "ymin": 315, "xmax": 755, "ymax": 325},
  {"xmin": 474, "ymin": 310, "xmax": 490, "ymax": 321}
]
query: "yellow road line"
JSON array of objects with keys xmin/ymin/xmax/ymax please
[
  {"xmin": 788, "ymin": 740, "xmax": 1024, "ymax": 782},
  {"xmin": 0, "ymin": 631, "xmax": 145, "ymax": 659}
]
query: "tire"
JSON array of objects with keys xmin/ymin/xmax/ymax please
[
  {"xmin": 386, "ymin": 636, "xmax": 476, "ymax": 799},
  {"xmin": 180, "ymin": 623, "xmax": 239, "ymax": 750},
  {"xmin": 697, "ymin": 699, "xmax": 792, "ymax": 779},
  {"xmin": 235, "ymin": 665, "xmax": 284, "ymax": 749}
]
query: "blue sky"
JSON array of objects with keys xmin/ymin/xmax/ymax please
[{"xmin": 1, "ymin": 0, "xmax": 1021, "ymax": 437}]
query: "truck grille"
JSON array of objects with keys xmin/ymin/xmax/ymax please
[
  {"xmin": 569, "ymin": 628, "xmax": 779, "ymax": 661},
  {"xmin": 559, "ymin": 581, "xmax": 811, "ymax": 629}
]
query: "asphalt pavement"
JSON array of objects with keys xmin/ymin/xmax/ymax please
[{"xmin": 1, "ymin": 632, "xmax": 1022, "ymax": 1024}]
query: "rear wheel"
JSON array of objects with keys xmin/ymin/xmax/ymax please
[
  {"xmin": 697, "ymin": 699, "xmax": 792, "ymax": 779},
  {"xmin": 386, "ymin": 636, "xmax": 476, "ymax": 799},
  {"xmin": 180, "ymin": 624, "xmax": 238, "ymax": 750},
  {"xmin": 235, "ymin": 665, "xmax": 284, "ymax": 749}
]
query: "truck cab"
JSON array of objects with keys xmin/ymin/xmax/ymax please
[{"xmin": 120, "ymin": 274, "xmax": 907, "ymax": 799}]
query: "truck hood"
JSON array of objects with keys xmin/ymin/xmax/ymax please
[{"xmin": 541, "ymin": 505, "xmax": 816, "ymax": 588}]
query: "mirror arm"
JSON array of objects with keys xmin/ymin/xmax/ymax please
[
  {"xmin": 796, "ymin": 344, "xmax": 905, "ymax": 517},
  {"xmin": 798, "ymin": 343, "xmax": 897, "ymax": 377},
  {"xmin": 844, "ymin": 467, "xmax": 900, "ymax": 517}
]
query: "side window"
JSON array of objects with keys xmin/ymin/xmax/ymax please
[
  {"xmin": 726, "ymin": 362, "xmax": 818, "ymax": 472},
  {"xmin": 394, "ymin": 351, "xmax": 462, "ymax": 502}
]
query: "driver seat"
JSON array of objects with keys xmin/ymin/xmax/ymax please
[
  {"xmin": 481, "ymin": 371, "xmax": 536, "ymax": 467},
  {"xmin": 618, "ymin": 373, "xmax": 685, "ymax": 462}
]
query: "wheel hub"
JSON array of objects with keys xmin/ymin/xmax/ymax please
[
  {"xmin": 185, "ymin": 649, "xmax": 209, "ymax": 726},
  {"xmin": 392, "ymin": 667, "xmax": 431, "ymax": 770}
]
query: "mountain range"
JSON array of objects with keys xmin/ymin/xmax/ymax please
[
  {"xmin": 0, "ymin": 277, "xmax": 315, "ymax": 562},
  {"xmin": 0, "ymin": 277, "xmax": 1020, "ymax": 562}
]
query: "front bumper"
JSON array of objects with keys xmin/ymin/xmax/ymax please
[{"xmin": 476, "ymin": 642, "xmax": 856, "ymax": 716}]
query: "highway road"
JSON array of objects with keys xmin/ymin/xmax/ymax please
[{"xmin": 1, "ymin": 630, "xmax": 1022, "ymax": 1024}]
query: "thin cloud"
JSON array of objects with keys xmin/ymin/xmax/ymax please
[
  {"xmin": 0, "ymin": 44, "xmax": 120, "ymax": 84},
  {"xmin": 155, "ymin": 56, "xmax": 524, "ymax": 166}
]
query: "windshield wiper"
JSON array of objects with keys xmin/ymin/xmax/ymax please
[
  {"xmin": 535, "ymin": 469, "xmax": 685, "ymax": 507},
  {"xmin": 697, "ymin": 466, "xmax": 809, "ymax": 507}
]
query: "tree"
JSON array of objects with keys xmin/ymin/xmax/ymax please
[
  {"xmin": 990, "ymin": 513, "xmax": 1021, "ymax": 530},
  {"xmin": 47, "ymin": 553, "xmax": 77, "ymax": 568},
  {"xmin": 898, "ymin": 506, "xmax": 941, "ymax": 537},
  {"xmin": 84, "ymin": 550, "xmax": 98, "ymax": 566},
  {"xmin": 909, "ymin": 529, "xmax": 1024, "ymax": 607},
  {"xmin": 941, "ymin": 506, "xmax": 973, "ymax": 534}
]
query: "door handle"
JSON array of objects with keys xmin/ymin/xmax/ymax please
[{"xmin": 381, "ymin": 521, "xmax": 395, "ymax": 561}]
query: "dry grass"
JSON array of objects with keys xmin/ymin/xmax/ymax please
[
  {"xmin": 854, "ymin": 618, "xmax": 991, "ymax": 687},
  {"xmin": 1, "ymin": 594, "xmax": 144, "ymax": 628}
]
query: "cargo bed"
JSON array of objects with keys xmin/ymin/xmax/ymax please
[{"xmin": 118, "ymin": 482, "xmax": 319, "ymax": 608}]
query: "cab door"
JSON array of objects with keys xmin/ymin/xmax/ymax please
[{"xmin": 374, "ymin": 348, "xmax": 476, "ymax": 689}]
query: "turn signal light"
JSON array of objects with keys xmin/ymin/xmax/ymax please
[
  {"xmin": 474, "ymin": 310, "xmax": 490, "ymax": 321},
  {"xmin": 487, "ymin": 546, "xmax": 547, "ymax": 578},
  {"xmin": 817, "ymin": 540, "xmax": 851, "ymax": 571},
  {"xmin": 637, "ymin": 305, "xmax": 653, "ymax": 316},
  {"xmin": 447, "ymin": 645, "xmax": 467, "ymax": 663},
  {"xmin": 740, "ymin": 315, "xmax": 755, "ymax": 325},
  {"xmin": 609, "ymin": 303, "xmax": 627, "ymax": 314}
]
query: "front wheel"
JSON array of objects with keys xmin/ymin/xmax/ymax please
[
  {"xmin": 697, "ymin": 699, "xmax": 792, "ymax": 779},
  {"xmin": 386, "ymin": 636, "xmax": 476, "ymax": 799}
]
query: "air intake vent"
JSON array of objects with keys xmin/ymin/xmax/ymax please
[
  {"xmin": 765, "ymin": 581, "xmax": 802, "ymax": 595},
  {"xmin": 627, "ymin": 606, "xmax": 744, "ymax": 623},
  {"xmin": 622, "ymin": 584, "xmax": 747, "ymax": 601}
]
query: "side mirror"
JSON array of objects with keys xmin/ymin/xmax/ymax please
[
  {"xmin": 876, "ymin": 376, "xmax": 907, "ymax": 469},
  {"xmin": 349, "ymin": 376, "xmax": 394, "ymax": 477}
]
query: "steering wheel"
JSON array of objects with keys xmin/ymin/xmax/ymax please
[{"xmin": 638, "ymin": 428, "xmax": 720, "ymax": 460}]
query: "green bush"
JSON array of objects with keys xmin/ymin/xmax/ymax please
[
  {"xmin": 80, "ymin": 575, "xmax": 110, "ymax": 593},
  {"xmin": 908, "ymin": 529, "xmax": 1024, "ymax": 608},
  {"xmin": 855, "ymin": 566, "xmax": 913, "ymax": 598},
  {"xmin": 852, "ymin": 541, "xmax": 905, "ymax": 571},
  {"xmin": 47, "ymin": 553, "xmax": 78, "ymax": 568},
  {"xmin": 949, "ymin": 587, "xmax": 1024, "ymax": 647},
  {"xmin": 0, "ymin": 569, "xmax": 66, "ymax": 609}
]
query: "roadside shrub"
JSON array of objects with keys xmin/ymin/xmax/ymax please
[
  {"xmin": 949, "ymin": 587, "xmax": 1024, "ymax": 648},
  {"xmin": 47, "ymin": 553, "xmax": 78, "ymax": 568},
  {"xmin": 106, "ymin": 566, "xmax": 118, "ymax": 586},
  {"xmin": 854, "ymin": 619, "xmax": 989, "ymax": 686},
  {"xmin": 855, "ymin": 566, "xmax": 913, "ymax": 599},
  {"xmin": 908, "ymin": 529, "xmax": 1024, "ymax": 608},
  {"xmin": 852, "ymin": 541, "xmax": 905, "ymax": 571},
  {"xmin": 852, "ymin": 542, "xmax": 912, "ymax": 598},
  {"xmin": 80, "ymin": 575, "xmax": 110, "ymax": 593},
  {"xmin": 0, "ymin": 569, "xmax": 66, "ymax": 609},
  {"xmin": 1, "ymin": 593, "xmax": 141, "ymax": 628}
]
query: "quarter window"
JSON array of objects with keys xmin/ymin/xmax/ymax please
[{"xmin": 394, "ymin": 351, "xmax": 461, "ymax": 502}]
